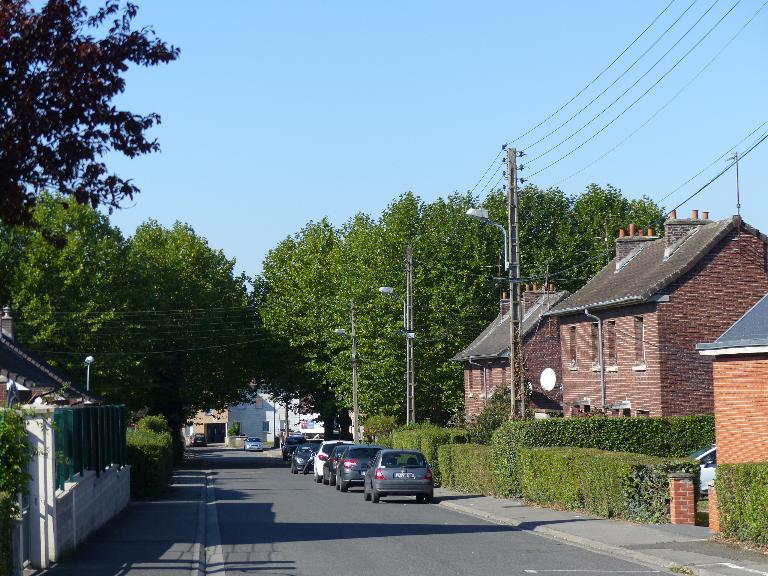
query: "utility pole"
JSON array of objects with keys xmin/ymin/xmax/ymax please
[
  {"xmin": 728, "ymin": 152, "xmax": 741, "ymax": 217},
  {"xmin": 507, "ymin": 147, "xmax": 523, "ymax": 418},
  {"xmin": 405, "ymin": 245, "xmax": 416, "ymax": 425},
  {"xmin": 350, "ymin": 300, "xmax": 359, "ymax": 442}
]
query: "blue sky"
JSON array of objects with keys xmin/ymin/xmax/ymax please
[{"xmin": 104, "ymin": 1, "xmax": 768, "ymax": 276}]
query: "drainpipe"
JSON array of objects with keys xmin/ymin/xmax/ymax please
[
  {"xmin": 468, "ymin": 357, "xmax": 488, "ymax": 407},
  {"xmin": 584, "ymin": 308, "xmax": 606, "ymax": 411}
]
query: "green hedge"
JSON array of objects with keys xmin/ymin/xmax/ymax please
[
  {"xmin": 127, "ymin": 425, "xmax": 173, "ymax": 499},
  {"xmin": 437, "ymin": 443, "xmax": 494, "ymax": 495},
  {"xmin": 492, "ymin": 415, "xmax": 713, "ymax": 458},
  {"xmin": 716, "ymin": 462, "xmax": 768, "ymax": 545},
  {"xmin": 392, "ymin": 425, "xmax": 468, "ymax": 485},
  {"xmin": 515, "ymin": 447, "xmax": 698, "ymax": 521}
]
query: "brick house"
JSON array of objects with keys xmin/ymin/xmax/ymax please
[
  {"xmin": 452, "ymin": 288, "xmax": 569, "ymax": 419},
  {"xmin": 547, "ymin": 211, "xmax": 768, "ymax": 417},
  {"xmin": 697, "ymin": 292, "xmax": 768, "ymax": 464},
  {"xmin": 0, "ymin": 306, "xmax": 91, "ymax": 406}
]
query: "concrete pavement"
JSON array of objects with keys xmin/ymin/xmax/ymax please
[{"xmin": 435, "ymin": 487, "xmax": 768, "ymax": 576}]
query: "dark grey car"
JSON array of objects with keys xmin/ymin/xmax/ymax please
[
  {"xmin": 363, "ymin": 449, "xmax": 433, "ymax": 503},
  {"xmin": 335, "ymin": 445, "xmax": 384, "ymax": 492}
]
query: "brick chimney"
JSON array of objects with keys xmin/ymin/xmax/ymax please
[
  {"xmin": 1, "ymin": 306, "xmax": 14, "ymax": 340},
  {"xmin": 522, "ymin": 284, "xmax": 556, "ymax": 315},
  {"xmin": 664, "ymin": 209, "xmax": 710, "ymax": 247},
  {"xmin": 500, "ymin": 292, "xmax": 510, "ymax": 316},
  {"xmin": 615, "ymin": 224, "xmax": 658, "ymax": 260}
]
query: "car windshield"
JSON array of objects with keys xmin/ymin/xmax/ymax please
[
  {"xmin": 380, "ymin": 452, "xmax": 426, "ymax": 468},
  {"xmin": 332, "ymin": 445, "xmax": 349, "ymax": 457},
  {"xmin": 348, "ymin": 447, "xmax": 382, "ymax": 459},
  {"xmin": 690, "ymin": 445, "xmax": 715, "ymax": 459},
  {"xmin": 286, "ymin": 437, "xmax": 305, "ymax": 445},
  {"xmin": 295, "ymin": 446, "xmax": 312, "ymax": 455},
  {"xmin": 246, "ymin": 437, "xmax": 261, "ymax": 442}
]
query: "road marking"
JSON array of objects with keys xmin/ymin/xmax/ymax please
[{"xmin": 696, "ymin": 564, "xmax": 768, "ymax": 575}]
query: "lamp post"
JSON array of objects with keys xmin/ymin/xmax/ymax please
[
  {"xmin": 334, "ymin": 299, "xmax": 359, "ymax": 442},
  {"xmin": 379, "ymin": 284, "xmax": 415, "ymax": 424},
  {"xmin": 84, "ymin": 355, "xmax": 95, "ymax": 393}
]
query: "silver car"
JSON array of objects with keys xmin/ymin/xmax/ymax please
[
  {"xmin": 363, "ymin": 449, "xmax": 433, "ymax": 503},
  {"xmin": 243, "ymin": 437, "xmax": 263, "ymax": 452}
]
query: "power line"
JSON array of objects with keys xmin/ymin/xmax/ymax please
[
  {"xmin": 527, "ymin": 0, "xmax": 743, "ymax": 179},
  {"xmin": 468, "ymin": 146, "xmax": 505, "ymax": 196},
  {"xmin": 550, "ymin": 2, "xmax": 768, "ymax": 189},
  {"xmin": 511, "ymin": 0, "xmax": 679, "ymax": 144},
  {"xmin": 521, "ymin": 0, "xmax": 698, "ymax": 150}
]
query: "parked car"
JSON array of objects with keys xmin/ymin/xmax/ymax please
[
  {"xmin": 313, "ymin": 440, "xmax": 354, "ymax": 483},
  {"xmin": 691, "ymin": 444, "xmax": 716, "ymax": 495},
  {"xmin": 335, "ymin": 444, "xmax": 384, "ymax": 492},
  {"xmin": 281, "ymin": 435, "xmax": 307, "ymax": 461},
  {"xmin": 189, "ymin": 433, "xmax": 207, "ymax": 447},
  {"xmin": 243, "ymin": 437, "xmax": 263, "ymax": 452},
  {"xmin": 363, "ymin": 449, "xmax": 433, "ymax": 503},
  {"xmin": 291, "ymin": 445, "xmax": 315, "ymax": 474},
  {"xmin": 322, "ymin": 443, "xmax": 352, "ymax": 486}
]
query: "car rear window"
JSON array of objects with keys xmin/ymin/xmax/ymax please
[
  {"xmin": 247, "ymin": 437, "xmax": 261, "ymax": 442},
  {"xmin": 348, "ymin": 447, "xmax": 381, "ymax": 459},
  {"xmin": 380, "ymin": 452, "xmax": 426, "ymax": 468},
  {"xmin": 321, "ymin": 443, "xmax": 345, "ymax": 455},
  {"xmin": 286, "ymin": 437, "xmax": 305, "ymax": 445}
]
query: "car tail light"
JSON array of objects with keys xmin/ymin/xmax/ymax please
[
  {"xmin": 374, "ymin": 468, "xmax": 385, "ymax": 480},
  {"xmin": 342, "ymin": 458, "xmax": 358, "ymax": 469},
  {"xmin": 318, "ymin": 453, "xmax": 328, "ymax": 461},
  {"xmin": 425, "ymin": 468, "xmax": 433, "ymax": 481}
]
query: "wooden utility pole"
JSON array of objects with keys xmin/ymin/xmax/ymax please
[
  {"xmin": 507, "ymin": 148, "xmax": 523, "ymax": 418},
  {"xmin": 350, "ymin": 300, "xmax": 359, "ymax": 442},
  {"xmin": 405, "ymin": 245, "xmax": 415, "ymax": 425}
]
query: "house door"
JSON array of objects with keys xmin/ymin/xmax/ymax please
[{"xmin": 207, "ymin": 423, "xmax": 226, "ymax": 443}]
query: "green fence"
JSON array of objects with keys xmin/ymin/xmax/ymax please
[{"xmin": 54, "ymin": 405, "xmax": 127, "ymax": 490}]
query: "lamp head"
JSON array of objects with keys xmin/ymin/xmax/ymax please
[
  {"xmin": 465, "ymin": 208, "xmax": 489, "ymax": 220},
  {"xmin": 333, "ymin": 328, "xmax": 347, "ymax": 336},
  {"xmin": 378, "ymin": 286, "xmax": 394, "ymax": 295},
  {"xmin": 85, "ymin": 355, "xmax": 95, "ymax": 365}
]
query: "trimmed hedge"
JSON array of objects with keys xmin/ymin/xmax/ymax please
[
  {"xmin": 492, "ymin": 415, "xmax": 713, "ymax": 458},
  {"xmin": 437, "ymin": 443, "xmax": 494, "ymax": 495},
  {"xmin": 516, "ymin": 447, "xmax": 698, "ymax": 521},
  {"xmin": 716, "ymin": 462, "xmax": 768, "ymax": 545},
  {"xmin": 392, "ymin": 425, "xmax": 468, "ymax": 484},
  {"xmin": 127, "ymin": 422, "xmax": 173, "ymax": 498}
]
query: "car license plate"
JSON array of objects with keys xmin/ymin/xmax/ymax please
[{"xmin": 394, "ymin": 472, "xmax": 415, "ymax": 479}]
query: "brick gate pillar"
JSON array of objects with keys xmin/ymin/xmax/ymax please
[
  {"xmin": 668, "ymin": 472, "xmax": 696, "ymax": 525},
  {"xmin": 708, "ymin": 482, "xmax": 720, "ymax": 533}
]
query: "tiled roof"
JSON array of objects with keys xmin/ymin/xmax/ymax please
[
  {"xmin": 0, "ymin": 335, "xmax": 70, "ymax": 389},
  {"xmin": 451, "ymin": 291, "xmax": 569, "ymax": 361},
  {"xmin": 549, "ymin": 216, "xmax": 766, "ymax": 316},
  {"xmin": 697, "ymin": 292, "xmax": 768, "ymax": 350}
]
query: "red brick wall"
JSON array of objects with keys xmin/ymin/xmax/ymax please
[
  {"xmin": 658, "ymin": 230, "xmax": 768, "ymax": 415},
  {"xmin": 712, "ymin": 355, "xmax": 768, "ymax": 464},
  {"xmin": 560, "ymin": 304, "xmax": 663, "ymax": 415},
  {"xmin": 463, "ymin": 359, "xmax": 509, "ymax": 418}
]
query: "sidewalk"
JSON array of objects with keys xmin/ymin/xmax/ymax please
[{"xmin": 435, "ymin": 487, "xmax": 768, "ymax": 576}]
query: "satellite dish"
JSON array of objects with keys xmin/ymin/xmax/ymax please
[{"xmin": 540, "ymin": 368, "xmax": 557, "ymax": 392}]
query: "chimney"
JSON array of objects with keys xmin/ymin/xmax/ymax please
[
  {"xmin": 615, "ymin": 224, "xmax": 658, "ymax": 260},
  {"xmin": 1, "ymin": 306, "xmax": 14, "ymax": 340},
  {"xmin": 664, "ymin": 209, "xmax": 710, "ymax": 247},
  {"xmin": 500, "ymin": 292, "xmax": 510, "ymax": 316},
  {"xmin": 522, "ymin": 284, "xmax": 556, "ymax": 315}
]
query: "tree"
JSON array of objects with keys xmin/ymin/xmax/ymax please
[{"xmin": 0, "ymin": 0, "xmax": 178, "ymax": 226}]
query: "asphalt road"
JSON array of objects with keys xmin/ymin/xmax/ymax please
[
  {"xmin": 203, "ymin": 447, "xmax": 665, "ymax": 576},
  {"xmin": 39, "ymin": 447, "xmax": 670, "ymax": 575}
]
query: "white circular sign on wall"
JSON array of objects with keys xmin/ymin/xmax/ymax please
[{"xmin": 540, "ymin": 367, "xmax": 557, "ymax": 392}]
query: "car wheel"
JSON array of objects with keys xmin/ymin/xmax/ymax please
[
  {"xmin": 340, "ymin": 480, "xmax": 348, "ymax": 492},
  {"xmin": 291, "ymin": 466, "xmax": 298, "ymax": 475},
  {"xmin": 424, "ymin": 493, "xmax": 433, "ymax": 504},
  {"xmin": 372, "ymin": 490, "xmax": 380, "ymax": 504},
  {"xmin": 363, "ymin": 485, "xmax": 371, "ymax": 501},
  {"xmin": 335, "ymin": 480, "xmax": 340, "ymax": 491},
  {"xmin": 315, "ymin": 473, "xmax": 322, "ymax": 483},
  {"xmin": 329, "ymin": 473, "xmax": 336, "ymax": 487},
  {"xmin": 322, "ymin": 470, "xmax": 329, "ymax": 485}
]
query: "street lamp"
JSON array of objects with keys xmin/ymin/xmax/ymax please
[
  {"xmin": 334, "ymin": 301, "xmax": 360, "ymax": 442},
  {"xmin": 379, "ymin": 286, "xmax": 416, "ymax": 424},
  {"xmin": 465, "ymin": 208, "xmax": 509, "ymax": 271},
  {"xmin": 84, "ymin": 355, "xmax": 95, "ymax": 393}
]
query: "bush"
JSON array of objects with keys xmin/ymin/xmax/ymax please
[
  {"xmin": 363, "ymin": 415, "xmax": 397, "ymax": 440},
  {"xmin": 468, "ymin": 388, "xmax": 511, "ymax": 444},
  {"xmin": 127, "ymin": 416, "xmax": 173, "ymax": 498},
  {"xmin": 716, "ymin": 462, "xmax": 768, "ymax": 545},
  {"xmin": 517, "ymin": 447, "xmax": 697, "ymax": 521},
  {"xmin": 136, "ymin": 414, "xmax": 170, "ymax": 435},
  {"xmin": 492, "ymin": 415, "xmax": 713, "ymax": 457},
  {"xmin": 437, "ymin": 444, "xmax": 494, "ymax": 495},
  {"xmin": 392, "ymin": 424, "xmax": 468, "ymax": 485}
]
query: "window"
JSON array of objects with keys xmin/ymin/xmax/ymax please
[
  {"xmin": 262, "ymin": 421, "xmax": 270, "ymax": 432},
  {"xmin": 590, "ymin": 323, "xmax": 599, "ymax": 366},
  {"xmin": 569, "ymin": 326, "xmax": 577, "ymax": 368},
  {"xmin": 634, "ymin": 316, "xmax": 645, "ymax": 365},
  {"xmin": 607, "ymin": 321, "xmax": 617, "ymax": 366}
]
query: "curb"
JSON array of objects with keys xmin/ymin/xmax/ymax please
[
  {"xmin": 437, "ymin": 499, "xmax": 724, "ymax": 576},
  {"xmin": 191, "ymin": 469, "xmax": 209, "ymax": 576}
]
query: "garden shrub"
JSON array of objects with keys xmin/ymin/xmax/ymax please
[
  {"xmin": 716, "ymin": 462, "xmax": 768, "ymax": 545},
  {"xmin": 392, "ymin": 424, "xmax": 468, "ymax": 485},
  {"xmin": 363, "ymin": 415, "xmax": 397, "ymax": 441},
  {"xmin": 490, "ymin": 437, "xmax": 522, "ymax": 497},
  {"xmin": 491, "ymin": 415, "xmax": 713, "ymax": 457},
  {"xmin": 127, "ymin": 416, "xmax": 173, "ymax": 498},
  {"xmin": 516, "ymin": 447, "xmax": 697, "ymax": 520},
  {"xmin": 136, "ymin": 414, "xmax": 170, "ymax": 435},
  {"xmin": 437, "ymin": 444, "xmax": 494, "ymax": 495}
]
